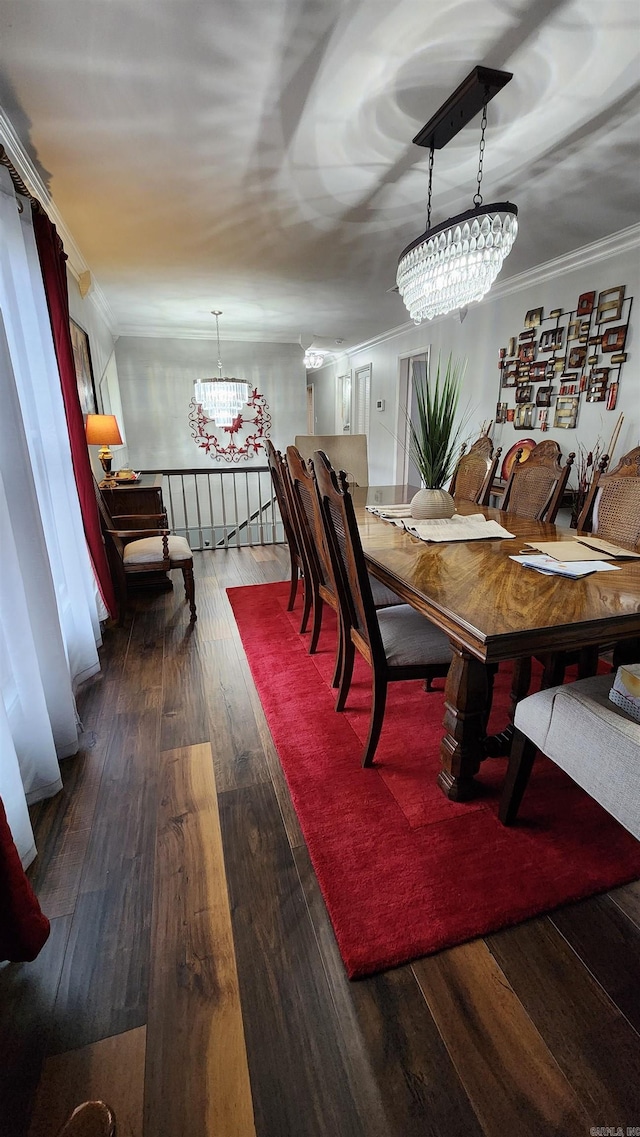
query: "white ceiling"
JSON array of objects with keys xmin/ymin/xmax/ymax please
[{"xmin": 0, "ymin": 0, "xmax": 638, "ymax": 348}]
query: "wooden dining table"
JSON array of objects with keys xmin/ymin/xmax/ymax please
[{"xmin": 355, "ymin": 486, "xmax": 640, "ymax": 802}]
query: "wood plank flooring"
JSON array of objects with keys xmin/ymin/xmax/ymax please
[{"xmin": 1, "ymin": 546, "xmax": 639, "ymax": 1137}]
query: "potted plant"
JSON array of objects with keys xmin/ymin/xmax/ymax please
[{"xmin": 407, "ymin": 353, "xmax": 467, "ymax": 519}]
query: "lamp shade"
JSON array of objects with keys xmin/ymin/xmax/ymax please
[{"xmin": 85, "ymin": 414, "xmax": 123, "ymax": 446}]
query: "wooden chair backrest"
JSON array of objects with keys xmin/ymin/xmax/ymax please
[
  {"xmin": 285, "ymin": 445, "xmax": 333, "ymax": 593},
  {"xmin": 313, "ymin": 451, "xmax": 384, "ymax": 662},
  {"xmin": 265, "ymin": 439, "xmax": 299, "ymax": 557},
  {"xmin": 449, "ymin": 435, "xmax": 502, "ymax": 505},
  {"xmin": 501, "ymin": 440, "xmax": 574, "ymax": 523},
  {"xmin": 294, "ymin": 434, "xmax": 369, "ymax": 487},
  {"xmin": 577, "ymin": 446, "xmax": 640, "ymax": 550}
]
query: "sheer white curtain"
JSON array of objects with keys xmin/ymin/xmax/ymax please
[{"xmin": 0, "ymin": 168, "xmax": 102, "ymax": 866}]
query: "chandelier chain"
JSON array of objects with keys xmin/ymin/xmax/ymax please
[
  {"xmin": 474, "ymin": 100, "xmax": 488, "ymax": 207},
  {"xmin": 426, "ymin": 143, "xmax": 435, "ymax": 230},
  {"xmin": 213, "ymin": 310, "xmax": 223, "ymax": 376}
]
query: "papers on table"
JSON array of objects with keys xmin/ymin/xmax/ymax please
[
  {"xmin": 510, "ymin": 554, "xmax": 619, "ymax": 579},
  {"xmin": 525, "ymin": 537, "xmax": 640, "ymax": 561},
  {"xmin": 404, "ymin": 514, "xmax": 515, "ymax": 542},
  {"xmin": 366, "ymin": 507, "xmax": 515, "ymax": 541}
]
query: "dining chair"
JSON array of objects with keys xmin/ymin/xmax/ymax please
[
  {"xmin": 265, "ymin": 439, "xmax": 306, "ymax": 616},
  {"xmin": 448, "ymin": 435, "xmax": 502, "ymax": 505},
  {"xmin": 498, "ymin": 672, "xmax": 640, "ymax": 839},
  {"xmin": 501, "ymin": 439, "xmax": 575, "ymax": 523},
  {"xmin": 313, "ymin": 451, "xmax": 453, "ymax": 767},
  {"xmin": 294, "ymin": 433, "xmax": 369, "ymax": 486},
  {"xmin": 577, "ymin": 444, "xmax": 640, "ymax": 548},
  {"xmin": 96, "ymin": 483, "xmax": 196, "ymax": 623},
  {"xmin": 286, "ymin": 446, "xmax": 403, "ymax": 687}
]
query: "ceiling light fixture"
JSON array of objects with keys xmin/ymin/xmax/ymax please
[
  {"xmin": 396, "ymin": 66, "xmax": 518, "ymax": 323},
  {"xmin": 304, "ymin": 350, "xmax": 327, "ymax": 370}
]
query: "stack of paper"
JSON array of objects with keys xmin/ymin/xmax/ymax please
[
  {"xmin": 404, "ymin": 514, "xmax": 515, "ymax": 543},
  {"xmin": 510, "ymin": 554, "xmax": 619, "ymax": 578}
]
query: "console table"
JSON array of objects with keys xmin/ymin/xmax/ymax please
[{"xmin": 101, "ymin": 473, "xmax": 167, "ymax": 529}]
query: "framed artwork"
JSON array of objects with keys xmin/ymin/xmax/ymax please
[
  {"xmin": 524, "ymin": 308, "xmax": 543, "ymax": 328},
  {"xmin": 506, "ymin": 408, "xmax": 515, "ymax": 422},
  {"xmin": 516, "ymin": 383, "xmax": 533, "ymax": 404},
  {"xmin": 536, "ymin": 385, "xmax": 553, "ymax": 407},
  {"xmin": 554, "ymin": 396, "xmax": 579, "ymax": 429},
  {"xmin": 495, "ymin": 401, "xmax": 508, "ymax": 424},
  {"xmin": 601, "ymin": 325, "xmax": 627, "ymax": 353},
  {"xmin": 538, "ymin": 408, "xmax": 549, "ymax": 432},
  {"xmin": 539, "ymin": 327, "xmax": 564, "ymax": 352},
  {"xmin": 576, "ymin": 291, "xmax": 595, "ymax": 316},
  {"xmin": 507, "ymin": 337, "xmax": 517, "ymax": 357},
  {"xmin": 567, "ymin": 319, "xmax": 581, "ymax": 341},
  {"xmin": 597, "ymin": 285, "xmax": 625, "ymax": 324},
  {"xmin": 502, "ymin": 360, "xmax": 519, "ymax": 386},
  {"xmin": 528, "ymin": 361, "xmax": 547, "ymax": 381},
  {"xmin": 607, "ymin": 383, "xmax": 619, "ymax": 411},
  {"xmin": 514, "ymin": 403, "xmax": 536, "ymax": 429},
  {"xmin": 586, "ymin": 374, "xmax": 607, "ymax": 402},
  {"xmin": 568, "ymin": 346, "xmax": 586, "ymax": 369},
  {"xmin": 518, "ymin": 343, "xmax": 536, "ymax": 363},
  {"xmin": 69, "ymin": 319, "xmax": 98, "ymax": 417}
]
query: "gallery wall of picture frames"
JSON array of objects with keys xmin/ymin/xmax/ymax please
[{"xmin": 496, "ymin": 285, "xmax": 632, "ymax": 432}]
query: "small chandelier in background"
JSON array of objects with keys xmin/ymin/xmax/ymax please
[
  {"xmin": 303, "ymin": 350, "xmax": 327, "ymax": 370},
  {"xmin": 396, "ymin": 66, "xmax": 518, "ymax": 324}
]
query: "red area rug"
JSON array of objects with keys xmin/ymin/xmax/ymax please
[{"xmin": 228, "ymin": 581, "xmax": 640, "ymax": 978}]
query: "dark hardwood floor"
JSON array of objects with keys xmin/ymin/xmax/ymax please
[{"xmin": 2, "ymin": 546, "xmax": 639, "ymax": 1136}]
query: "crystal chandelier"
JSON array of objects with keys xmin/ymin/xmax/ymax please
[
  {"xmin": 303, "ymin": 350, "xmax": 326, "ymax": 370},
  {"xmin": 396, "ymin": 67, "xmax": 518, "ymax": 323}
]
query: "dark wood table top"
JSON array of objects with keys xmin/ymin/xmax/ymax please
[{"xmin": 355, "ymin": 486, "xmax": 640, "ymax": 663}]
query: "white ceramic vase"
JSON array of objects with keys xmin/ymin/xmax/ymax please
[{"xmin": 410, "ymin": 487, "xmax": 455, "ymax": 520}]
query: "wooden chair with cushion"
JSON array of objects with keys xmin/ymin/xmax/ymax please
[
  {"xmin": 313, "ymin": 452, "xmax": 453, "ymax": 767},
  {"xmin": 498, "ymin": 672, "xmax": 640, "ymax": 839},
  {"xmin": 265, "ymin": 439, "xmax": 306, "ymax": 618},
  {"xmin": 501, "ymin": 439, "xmax": 575, "ymax": 523},
  {"xmin": 96, "ymin": 484, "xmax": 196, "ymax": 623},
  {"xmin": 448, "ymin": 435, "xmax": 502, "ymax": 505}
]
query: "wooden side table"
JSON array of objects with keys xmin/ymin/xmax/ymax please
[{"xmin": 101, "ymin": 473, "xmax": 167, "ymax": 529}]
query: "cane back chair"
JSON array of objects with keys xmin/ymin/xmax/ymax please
[
  {"xmin": 577, "ymin": 445, "xmax": 640, "ymax": 550},
  {"xmin": 313, "ymin": 452, "xmax": 452, "ymax": 768},
  {"xmin": 502, "ymin": 440, "xmax": 575, "ymax": 523},
  {"xmin": 265, "ymin": 439, "xmax": 306, "ymax": 618},
  {"xmin": 449, "ymin": 435, "xmax": 502, "ymax": 506}
]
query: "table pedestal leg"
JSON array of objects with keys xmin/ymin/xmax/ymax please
[
  {"xmin": 438, "ymin": 648, "xmax": 488, "ymax": 801},
  {"xmin": 484, "ymin": 656, "xmax": 531, "ymax": 758}
]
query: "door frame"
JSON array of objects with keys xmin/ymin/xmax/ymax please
[{"xmin": 394, "ymin": 344, "xmax": 430, "ymax": 484}]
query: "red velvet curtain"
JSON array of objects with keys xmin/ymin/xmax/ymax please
[
  {"xmin": 32, "ymin": 210, "xmax": 117, "ymax": 618},
  {"xmin": 0, "ymin": 799, "xmax": 50, "ymax": 962}
]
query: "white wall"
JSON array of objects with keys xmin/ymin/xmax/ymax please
[
  {"xmin": 310, "ymin": 236, "xmax": 640, "ymax": 487},
  {"xmin": 115, "ymin": 337, "xmax": 307, "ymax": 469}
]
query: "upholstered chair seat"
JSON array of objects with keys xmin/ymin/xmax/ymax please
[
  {"xmin": 123, "ymin": 534, "xmax": 193, "ymax": 565},
  {"xmin": 377, "ymin": 605, "xmax": 453, "ymax": 668}
]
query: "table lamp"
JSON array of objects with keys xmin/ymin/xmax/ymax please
[{"xmin": 85, "ymin": 413, "xmax": 123, "ymax": 487}]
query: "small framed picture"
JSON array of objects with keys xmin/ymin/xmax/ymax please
[
  {"xmin": 528, "ymin": 361, "xmax": 547, "ymax": 381},
  {"xmin": 516, "ymin": 383, "xmax": 533, "ymax": 404},
  {"xmin": 524, "ymin": 308, "xmax": 543, "ymax": 328},
  {"xmin": 514, "ymin": 403, "xmax": 536, "ymax": 429},
  {"xmin": 576, "ymin": 291, "xmax": 595, "ymax": 317},
  {"xmin": 553, "ymin": 396, "xmax": 579, "ymax": 429},
  {"xmin": 567, "ymin": 319, "xmax": 581, "ymax": 341},
  {"xmin": 597, "ymin": 285, "xmax": 625, "ymax": 325},
  {"xmin": 568, "ymin": 346, "xmax": 586, "ymax": 369},
  {"xmin": 539, "ymin": 327, "xmax": 564, "ymax": 352},
  {"xmin": 495, "ymin": 401, "xmax": 508, "ymax": 424},
  {"xmin": 601, "ymin": 325, "xmax": 628, "ymax": 353},
  {"xmin": 69, "ymin": 318, "xmax": 98, "ymax": 417},
  {"xmin": 518, "ymin": 343, "xmax": 536, "ymax": 363},
  {"xmin": 506, "ymin": 408, "xmax": 515, "ymax": 422},
  {"xmin": 536, "ymin": 385, "xmax": 553, "ymax": 407},
  {"xmin": 502, "ymin": 360, "xmax": 519, "ymax": 386}
]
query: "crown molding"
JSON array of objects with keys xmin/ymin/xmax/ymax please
[
  {"xmin": 115, "ymin": 323, "xmax": 304, "ymax": 344},
  {"xmin": 349, "ymin": 223, "xmax": 640, "ymax": 356},
  {"xmin": 0, "ymin": 110, "xmax": 117, "ymax": 334}
]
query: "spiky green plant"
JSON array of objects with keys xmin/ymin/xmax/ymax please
[{"xmin": 408, "ymin": 354, "xmax": 467, "ymax": 489}]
